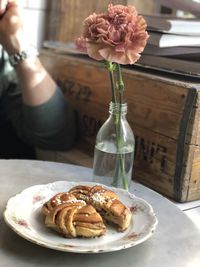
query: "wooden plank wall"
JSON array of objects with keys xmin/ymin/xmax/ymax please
[{"xmin": 46, "ymin": 0, "xmax": 159, "ymax": 43}]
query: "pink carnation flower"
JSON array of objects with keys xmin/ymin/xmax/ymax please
[{"xmin": 76, "ymin": 4, "xmax": 149, "ymax": 65}]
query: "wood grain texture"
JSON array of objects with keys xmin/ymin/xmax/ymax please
[
  {"xmin": 46, "ymin": 0, "xmax": 159, "ymax": 42},
  {"xmin": 127, "ymin": 0, "xmax": 160, "ymax": 14},
  {"xmin": 47, "ymin": 0, "xmax": 125, "ymax": 42},
  {"xmin": 40, "ymin": 49, "xmax": 200, "ymax": 202}
]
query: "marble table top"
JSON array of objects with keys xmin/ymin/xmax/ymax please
[{"xmin": 0, "ymin": 160, "xmax": 200, "ymax": 267}]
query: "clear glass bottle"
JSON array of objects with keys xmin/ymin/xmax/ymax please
[{"xmin": 92, "ymin": 102, "xmax": 135, "ymax": 190}]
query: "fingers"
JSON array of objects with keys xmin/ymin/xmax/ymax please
[
  {"xmin": 7, "ymin": 0, "xmax": 19, "ymax": 8},
  {"xmin": 0, "ymin": 0, "xmax": 19, "ymax": 14},
  {"xmin": 0, "ymin": 0, "xmax": 8, "ymax": 16},
  {"xmin": 0, "ymin": 0, "xmax": 20, "ymax": 20}
]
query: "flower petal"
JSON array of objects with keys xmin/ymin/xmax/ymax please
[
  {"xmin": 86, "ymin": 42, "xmax": 104, "ymax": 61},
  {"xmin": 99, "ymin": 47, "xmax": 140, "ymax": 65},
  {"xmin": 76, "ymin": 4, "xmax": 149, "ymax": 64}
]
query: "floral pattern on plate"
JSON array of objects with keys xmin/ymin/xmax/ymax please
[{"xmin": 4, "ymin": 181, "xmax": 158, "ymax": 253}]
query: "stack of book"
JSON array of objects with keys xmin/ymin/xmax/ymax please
[{"xmin": 138, "ymin": 14, "xmax": 200, "ymax": 78}]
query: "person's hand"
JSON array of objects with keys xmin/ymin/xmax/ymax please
[
  {"xmin": 0, "ymin": 0, "xmax": 8, "ymax": 15},
  {"xmin": 0, "ymin": 0, "xmax": 27, "ymax": 54}
]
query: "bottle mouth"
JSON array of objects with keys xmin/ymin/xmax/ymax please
[{"xmin": 109, "ymin": 102, "xmax": 127, "ymax": 114}]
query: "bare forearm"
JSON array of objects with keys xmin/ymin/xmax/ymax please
[
  {"xmin": 0, "ymin": 0, "xmax": 77, "ymax": 150},
  {"xmin": 0, "ymin": 0, "xmax": 57, "ymax": 106},
  {"xmin": 15, "ymin": 56, "xmax": 57, "ymax": 106}
]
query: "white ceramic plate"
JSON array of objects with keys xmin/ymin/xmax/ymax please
[{"xmin": 4, "ymin": 181, "xmax": 158, "ymax": 253}]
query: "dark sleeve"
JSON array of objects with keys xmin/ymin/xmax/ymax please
[
  {"xmin": 1, "ymin": 76, "xmax": 77, "ymax": 150},
  {"xmin": 0, "ymin": 48, "xmax": 77, "ymax": 150},
  {"xmin": 22, "ymin": 87, "xmax": 77, "ymax": 150}
]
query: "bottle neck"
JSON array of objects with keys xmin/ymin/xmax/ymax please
[{"xmin": 109, "ymin": 102, "xmax": 127, "ymax": 116}]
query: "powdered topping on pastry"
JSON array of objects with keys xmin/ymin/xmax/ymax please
[
  {"xmin": 42, "ymin": 184, "xmax": 132, "ymax": 238},
  {"xmin": 68, "ymin": 185, "xmax": 91, "ymax": 202},
  {"xmin": 45, "ymin": 201, "xmax": 106, "ymax": 238},
  {"xmin": 42, "ymin": 192, "xmax": 77, "ymax": 216},
  {"xmin": 64, "ymin": 199, "xmax": 86, "ymax": 205},
  {"xmin": 91, "ymin": 192, "xmax": 107, "ymax": 203}
]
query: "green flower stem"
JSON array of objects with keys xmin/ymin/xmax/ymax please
[
  {"xmin": 112, "ymin": 153, "xmax": 128, "ymax": 190},
  {"xmin": 116, "ymin": 64, "xmax": 124, "ymax": 96},
  {"xmin": 116, "ymin": 64, "xmax": 128, "ymax": 189},
  {"xmin": 114, "ymin": 128, "xmax": 129, "ymax": 190},
  {"xmin": 105, "ymin": 61, "xmax": 129, "ymax": 190},
  {"xmin": 109, "ymin": 71, "xmax": 116, "ymax": 103},
  {"xmin": 105, "ymin": 61, "xmax": 116, "ymax": 103},
  {"xmin": 111, "ymin": 64, "xmax": 129, "ymax": 190}
]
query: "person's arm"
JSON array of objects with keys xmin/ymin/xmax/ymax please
[
  {"xmin": 0, "ymin": 0, "xmax": 77, "ymax": 150},
  {"xmin": 0, "ymin": 0, "xmax": 58, "ymax": 105}
]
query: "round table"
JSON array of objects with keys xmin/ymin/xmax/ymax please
[{"xmin": 0, "ymin": 160, "xmax": 200, "ymax": 267}]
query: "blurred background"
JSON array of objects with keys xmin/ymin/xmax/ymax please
[{"xmin": 21, "ymin": 0, "xmax": 200, "ymax": 50}]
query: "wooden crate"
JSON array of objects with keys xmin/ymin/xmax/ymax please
[{"xmin": 40, "ymin": 49, "xmax": 200, "ymax": 202}]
